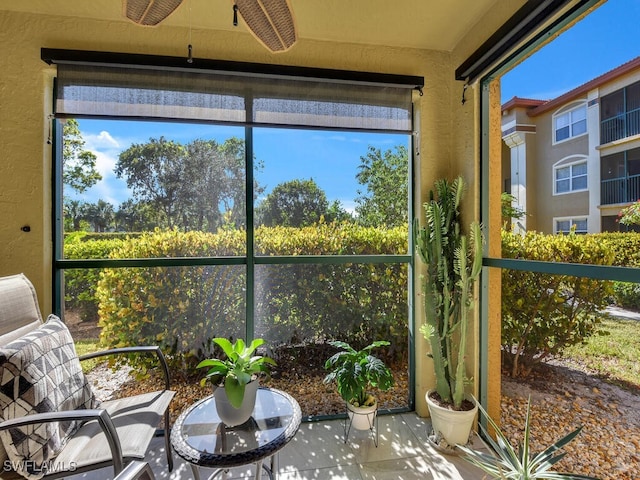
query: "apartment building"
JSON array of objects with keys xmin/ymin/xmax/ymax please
[{"xmin": 501, "ymin": 56, "xmax": 640, "ymax": 234}]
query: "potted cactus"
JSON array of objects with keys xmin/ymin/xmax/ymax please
[{"xmin": 414, "ymin": 176, "xmax": 483, "ymax": 450}]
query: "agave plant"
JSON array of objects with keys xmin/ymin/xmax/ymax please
[
  {"xmin": 458, "ymin": 398, "xmax": 600, "ymax": 479},
  {"xmin": 196, "ymin": 337, "xmax": 276, "ymax": 408}
]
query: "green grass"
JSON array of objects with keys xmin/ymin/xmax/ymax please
[
  {"xmin": 563, "ymin": 318, "xmax": 640, "ymax": 392},
  {"xmin": 74, "ymin": 339, "xmax": 102, "ymax": 373}
]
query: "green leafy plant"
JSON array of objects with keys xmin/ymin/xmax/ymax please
[
  {"xmin": 501, "ymin": 230, "xmax": 613, "ymax": 377},
  {"xmin": 323, "ymin": 340, "xmax": 394, "ymax": 407},
  {"xmin": 458, "ymin": 398, "xmax": 599, "ymax": 479},
  {"xmin": 414, "ymin": 176, "xmax": 483, "ymax": 409},
  {"xmin": 196, "ymin": 338, "xmax": 276, "ymax": 408}
]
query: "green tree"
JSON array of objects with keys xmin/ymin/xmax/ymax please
[
  {"xmin": 355, "ymin": 145, "xmax": 408, "ymax": 227},
  {"xmin": 327, "ymin": 200, "xmax": 354, "ymax": 223},
  {"xmin": 256, "ymin": 179, "xmax": 335, "ymax": 227},
  {"xmin": 184, "ymin": 137, "xmax": 260, "ymax": 232},
  {"xmin": 115, "ymin": 199, "xmax": 158, "ymax": 232},
  {"xmin": 501, "ymin": 192, "xmax": 526, "ymax": 230},
  {"xmin": 63, "ymin": 119, "xmax": 102, "ymax": 194},
  {"xmin": 64, "ymin": 198, "xmax": 90, "ymax": 232},
  {"xmin": 116, "ymin": 136, "xmax": 261, "ymax": 231},
  {"xmin": 86, "ymin": 200, "xmax": 115, "ymax": 232},
  {"xmin": 116, "ymin": 137, "xmax": 188, "ymax": 228}
]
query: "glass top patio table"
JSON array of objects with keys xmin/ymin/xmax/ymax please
[{"xmin": 171, "ymin": 387, "xmax": 301, "ymax": 479}]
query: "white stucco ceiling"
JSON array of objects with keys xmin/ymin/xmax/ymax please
[{"xmin": 3, "ymin": 0, "xmax": 501, "ymax": 52}]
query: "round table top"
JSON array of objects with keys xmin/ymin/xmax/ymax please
[{"xmin": 170, "ymin": 387, "xmax": 301, "ymax": 469}]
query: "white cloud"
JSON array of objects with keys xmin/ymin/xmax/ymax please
[
  {"xmin": 85, "ymin": 130, "xmax": 119, "ymax": 149},
  {"xmin": 92, "ymin": 151, "xmax": 118, "ymax": 178}
]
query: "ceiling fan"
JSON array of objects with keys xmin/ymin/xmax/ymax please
[{"xmin": 123, "ymin": 0, "xmax": 297, "ymax": 53}]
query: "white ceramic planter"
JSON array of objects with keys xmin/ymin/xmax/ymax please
[
  {"xmin": 426, "ymin": 390, "xmax": 477, "ymax": 447},
  {"xmin": 347, "ymin": 400, "xmax": 377, "ymax": 430},
  {"xmin": 214, "ymin": 380, "xmax": 259, "ymax": 427}
]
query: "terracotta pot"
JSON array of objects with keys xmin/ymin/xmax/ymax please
[
  {"xmin": 425, "ymin": 390, "xmax": 477, "ymax": 447},
  {"xmin": 214, "ymin": 379, "xmax": 259, "ymax": 427},
  {"xmin": 347, "ymin": 400, "xmax": 377, "ymax": 430}
]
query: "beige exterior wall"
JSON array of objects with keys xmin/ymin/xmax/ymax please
[
  {"xmin": 533, "ymin": 105, "xmax": 590, "ymax": 233},
  {"xmin": 0, "ymin": 3, "xmax": 523, "ymax": 417},
  {"xmin": 503, "ymin": 101, "xmax": 591, "ymax": 234},
  {"xmin": 502, "ymin": 61, "xmax": 640, "ymax": 234}
]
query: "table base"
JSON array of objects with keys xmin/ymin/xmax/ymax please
[{"xmin": 190, "ymin": 456, "xmax": 276, "ymax": 480}]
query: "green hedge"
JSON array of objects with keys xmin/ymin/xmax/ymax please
[
  {"xmin": 66, "ymin": 228, "xmax": 638, "ymax": 375},
  {"xmin": 64, "ymin": 234, "xmax": 125, "ymax": 322},
  {"xmin": 90, "ymin": 225, "xmax": 408, "ymax": 370},
  {"xmin": 591, "ymin": 232, "xmax": 640, "ymax": 267},
  {"xmin": 501, "ymin": 231, "xmax": 614, "ymax": 377},
  {"xmin": 593, "ymin": 233, "xmax": 640, "ymax": 310}
]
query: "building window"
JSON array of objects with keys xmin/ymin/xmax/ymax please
[
  {"xmin": 601, "ymin": 147, "xmax": 640, "ymax": 205},
  {"xmin": 600, "ymin": 80, "xmax": 640, "ymax": 144},
  {"xmin": 555, "ymin": 217, "xmax": 587, "ymax": 234},
  {"xmin": 554, "ymin": 161, "xmax": 587, "ymax": 194},
  {"xmin": 554, "ymin": 104, "xmax": 587, "ymax": 143}
]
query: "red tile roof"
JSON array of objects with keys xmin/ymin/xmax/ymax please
[{"xmin": 501, "ymin": 55, "xmax": 640, "ymax": 117}]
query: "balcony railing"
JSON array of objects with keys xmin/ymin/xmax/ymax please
[
  {"xmin": 601, "ymin": 174, "xmax": 640, "ymax": 205},
  {"xmin": 600, "ymin": 108, "xmax": 640, "ymax": 144}
]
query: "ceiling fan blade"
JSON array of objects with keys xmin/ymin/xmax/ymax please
[
  {"xmin": 235, "ymin": 0, "xmax": 297, "ymax": 53},
  {"xmin": 124, "ymin": 0, "xmax": 184, "ymax": 26}
]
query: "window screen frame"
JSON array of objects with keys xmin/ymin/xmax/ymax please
[
  {"xmin": 49, "ymin": 55, "xmax": 421, "ymax": 418},
  {"xmin": 476, "ymin": 0, "xmax": 639, "ymax": 418}
]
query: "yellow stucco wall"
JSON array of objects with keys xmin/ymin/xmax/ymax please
[{"xmin": 0, "ymin": 5, "xmax": 518, "ymax": 416}]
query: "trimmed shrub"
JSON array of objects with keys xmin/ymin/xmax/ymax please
[
  {"xmin": 592, "ymin": 233, "xmax": 640, "ymax": 309},
  {"xmin": 64, "ymin": 234, "xmax": 125, "ymax": 322},
  {"xmin": 612, "ymin": 282, "xmax": 640, "ymax": 310},
  {"xmin": 96, "ymin": 229, "xmax": 246, "ymax": 369},
  {"xmin": 501, "ymin": 231, "xmax": 614, "ymax": 377},
  {"xmin": 95, "ymin": 225, "xmax": 409, "ymax": 370},
  {"xmin": 592, "ymin": 232, "xmax": 640, "ymax": 267}
]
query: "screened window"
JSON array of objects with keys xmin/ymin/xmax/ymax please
[
  {"xmin": 554, "ymin": 161, "xmax": 587, "ymax": 194},
  {"xmin": 554, "ymin": 104, "xmax": 586, "ymax": 143},
  {"xmin": 51, "ymin": 53, "xmax": 422, "ymax": 418},
  {"xmin": 601, "ymin": 148, "xmax": 640, "ymax": 205},
  {"xmin": 601, "ymin": 80, "xmax": 640, "ymax": 144}
]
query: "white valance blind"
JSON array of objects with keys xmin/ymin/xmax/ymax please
[{"xmin": 55, "ymin": 63, "xmax": 415, "ymax": 132}]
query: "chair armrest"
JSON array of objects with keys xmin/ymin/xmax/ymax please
[
  {"xmin": 0, "ymin": 409, "xmax": 124, "ymax": 477},
  {"xmin": 79, "ymin": 346, "xmax": 171, "ymax": 390},
  {"xmin": 115, "ymin": 460, "xmax": 156, "ymax": 480}
]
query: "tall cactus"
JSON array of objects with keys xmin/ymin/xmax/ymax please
[{"xmin": 414, "ymin": 176, "xmax": 483, "ymax": 409}]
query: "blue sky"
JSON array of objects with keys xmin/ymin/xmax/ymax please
[
  {"xmin": 75, "ymin": 0, "xmax": 639, "ymax": 211},
  {"xmin": 501, "ymin": 0, "xmax": 640, "ymax": 102},
  {"xmin": 76, "ymin": 119, "xmax": 408, "ymax": 212}
]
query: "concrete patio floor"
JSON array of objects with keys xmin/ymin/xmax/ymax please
[{"xmin": 70, "ymin": 413, "xmax": 489, "ymax": 479}]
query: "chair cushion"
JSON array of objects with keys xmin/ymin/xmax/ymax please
[
  {"xmin": 56, "ymin": 390, "xmax": 174, "ymax": 469},
  {"xmin": 0, "ymin": 315, "xmax": 97, "ymax": 479},
  {"xmin": 0, "ymin": 274, "xmax": 43, "ymax": 346}
]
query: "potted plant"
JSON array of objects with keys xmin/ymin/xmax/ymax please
[
  {"xmin": 323, "ymin": 340, "xmax": 394, "ymax": 430},
  {"xmin": 197, "ymin": 337, "xmax": 276, "ymax": 426},
  {"xmin": 414, "ymin": 176, "xmax": 483, "ymax": 450},
  {"xmin": 458, "ymin": 398, "xmax": 600, "ymax": 479}
]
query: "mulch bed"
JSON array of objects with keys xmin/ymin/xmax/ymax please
[{"xmin": 113, "ymin": 342, "xmax": 410, "ymax": 424}]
